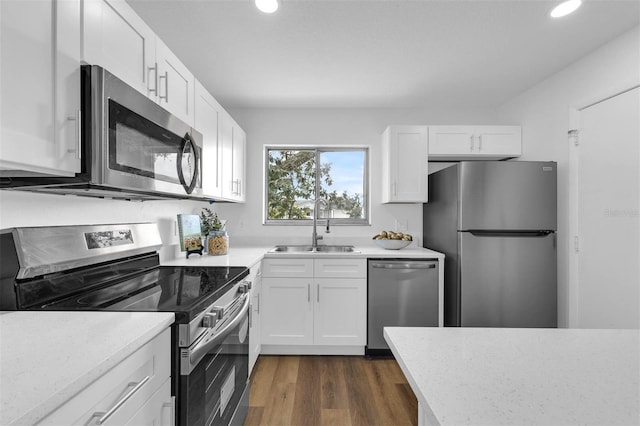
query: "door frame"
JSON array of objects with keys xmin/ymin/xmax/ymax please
[{"xmin": 567, "ymin": 84, "xmax": 640, "ymax": 327}]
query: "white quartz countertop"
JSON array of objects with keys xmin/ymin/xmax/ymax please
[
  {"xmin": 162, "ymin": 244, "xmax": 443, "ymax": 266},
  {"xmin": 161, "ymin": 246, "xmax": 271, "ymax": 268},
  {"xmin": 0, "ymin": 311, "xmax": 175, "ymax": 425},
  {"xmin": 384, "ymin": 327, "xmax": 640, "ymax": 426}
]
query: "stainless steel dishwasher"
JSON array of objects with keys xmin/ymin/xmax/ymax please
[{"xmin": 367, "ymin": 258, "xmax": 439, "ymax": 354}]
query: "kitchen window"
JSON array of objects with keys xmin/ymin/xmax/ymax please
[{"xmin": 265, "ymin": 147, "xmax": 369, "ymax": 225}]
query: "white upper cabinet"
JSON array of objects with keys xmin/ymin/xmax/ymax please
[
  {"xmin": 428, "ymin": 125, "xmax": 522, "ymax": 160},
  {"xmin": 1, "ymin": 0, "xmax": 82, "ymax": 176},
  {"xmin": 381, "ymin": 125, "xmax": 429, "ymax": 203},
  {"xmin": 155, "ymin": 39, "xmax": 195, "ymax": 126},
  {"xmin": 84, "ymin": 0, "xmax": 194, "ymax": 126},
  {"xmin": 194, "ymin": 80, "xmax": 222, "ymax": 198},
  {"xmin": 83, "ymin": 0, "xmax": 156, "ymax": 97},
  {"xmin": 220, "ymin": 111, "xmax": 246, "ymax": 202}
]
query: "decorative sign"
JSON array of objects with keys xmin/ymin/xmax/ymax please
[{"xmin": 85, "ymin": 229, "xmax": 134, "ymax": 249}]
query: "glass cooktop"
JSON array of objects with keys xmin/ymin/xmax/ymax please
[{"xmin": 21, "ymin": 261, "xmax": 248, "ymax": 324}]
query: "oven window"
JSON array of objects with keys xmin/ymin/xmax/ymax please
[{"xmin": 108, "ymin": 100, "xmax": 197, "ymax": 185}]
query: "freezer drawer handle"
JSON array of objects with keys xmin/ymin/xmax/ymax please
[{"xmin": 371, "ymin": 262, "xmax": 436, "ymax": 269}]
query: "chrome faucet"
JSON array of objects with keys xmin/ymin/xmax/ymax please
[{"xmin": 312, "ymin": 198, "xmax": 330, "ymax": 248}]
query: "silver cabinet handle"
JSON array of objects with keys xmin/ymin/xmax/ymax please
[
  {"xmin": 393, "ymin": 181, "xmax": 397, "ymax": 196},
  {"xmin": 92, "ymin": 376, "xmax": 150, "ymax": 424},
  {"xmin": 66, "ymin": 110, "xmax": 82, "ymax": 159},
  {"xmin": 307, "ymin": 283, "xmax": 310, "ymax": 302},
  {"xmin": 470, "ymin": 135, "xmax": 474, "ymax": 151},
  {"xmin": 478, "ymin": 135, "xmax": 483, "ymax": 151},
  {"xmin": 147, "ymin": 62, "xmax": 158, "ymax": 95},
  {"xmin": 159, "ymin": 71, "xmax": 169, "ymax": 102},
  {"xmin": 317, "ymin": 283, "xmax": 320, "ymax": 303}
]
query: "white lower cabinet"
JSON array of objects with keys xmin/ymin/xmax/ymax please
[
  {"xmin": 314, "ymin": 278, "xmax": 366, "ymax": 346},
  {"xmin": 40, "ymin": 328, "xmax": 173, "ymax": 425},
  {"xmin": 261, "ymin": 277, "xmax": 315, "ymax": 345},
  {"xmin": 261, "ymin": 258, "xmax": 366, "ymax": 354}
]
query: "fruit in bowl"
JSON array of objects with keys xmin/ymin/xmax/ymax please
[{"xmin": 372, "ymin": 230, "xmax": 412, "ymax": 250}]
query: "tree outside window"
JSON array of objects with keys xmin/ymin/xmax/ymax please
[{"xmin": 265, "ymin": 148, "xmax": 368, "ymax": 225}]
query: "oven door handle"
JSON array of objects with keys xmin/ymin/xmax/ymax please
[{"xmin": 188, "ymin": 293, "xmax": 250, "ymax": 370}]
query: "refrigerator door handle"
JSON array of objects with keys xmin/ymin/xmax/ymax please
[{"xmin": 468, "ymin": 230, "xmax": 554, "ymax": 237}]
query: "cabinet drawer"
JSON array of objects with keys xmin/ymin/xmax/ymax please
[
  {"xmin": 262, "ymin": 258, "xmax": 313, "ymax": 277},
  {"xmin": 40, "ymin": 328, "xmax": 171, "ymax": 425},
  {"xmin": 314, "ymin": 259, "xmax": 366, "ymax": 278},
  {"xmin": 126, "ymin": 378, "xmax": 174, "ymax": 425}
]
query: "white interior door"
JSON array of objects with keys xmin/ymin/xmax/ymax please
[{"xmin": 572, "ymin": 87, "xmax": 639, "ymax": 329}]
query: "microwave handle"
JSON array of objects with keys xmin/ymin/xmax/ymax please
[{"xmin": 177, "ymin": 134, "xmax": 199, "ymax": 194}]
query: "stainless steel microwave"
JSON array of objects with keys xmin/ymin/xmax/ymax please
[{"xmin": 1, "ymin": 65, "xmax": 204, "ymax": 201}]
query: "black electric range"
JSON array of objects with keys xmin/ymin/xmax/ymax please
[{"xmin": 0, "ymin": 223, "xmax": 252, "ymax": 426}]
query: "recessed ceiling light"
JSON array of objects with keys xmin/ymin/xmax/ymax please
[
  {"xmin": 550, "ymin": 0, "xmax": 582, "ymax": 18},
  {"xmin": 256, "ymin": 0, "xmax": 279, "ymax": 14}
]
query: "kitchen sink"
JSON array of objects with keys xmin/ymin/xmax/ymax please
[
  {"xmin": 268, "ymin": 245, "xmax": 359, "ymax": 253},
  {"xmin": 270, "ymin": 245, "xmax": 314, "ymax": 252}
]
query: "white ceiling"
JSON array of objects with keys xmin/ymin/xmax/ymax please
[{"xmin": 127, "ymin": 0, "xmax": 639, "ymax": 109}]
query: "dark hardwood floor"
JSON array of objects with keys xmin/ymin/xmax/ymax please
[{"xmin": 245, "ymin": 355, "xmax": 418, "ymax": 426}]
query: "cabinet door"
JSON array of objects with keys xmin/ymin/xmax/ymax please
[
  {"xmin": 156, "ymin": 38, "xmax": 195, "ymax": 126},
  {"xmin": 220, "ymin": 112, "xmax": 246, "ymax": 201},
  {"xmin": 261, "ymin": 278, "xmax": 313, "ymax": 345},
  {"xmin": 382, "ymin": 125, "xmax": 428, "ymax": 203},
  {"xmin": 262, "ymin": 258, "xmax": 313, "ymax": 278},
  {"xmin": 232, "ymin": 125, "xmax": 246, "ymax": 202},
  {"xmin": 194, "ymin": 80, "xmax": 222, "ymax": 198},
  {"xmin": 0, "ymin": 0, "xmax": 81, "ymax": 176},
  {"xmin": 220, "ymin": 110, "xmax": 234, "ymax": 200},
  {"xmin": 428, "ymin": 126, "xmax": 474, "ymax": 156},
  {"xmin": 314, "ymin": 258, "xmax": 366, "ymax": 279},
  {"xmin": 314, "ymin": 278, "xmax": 366, "ymax": 345},
  {"xmin": 83, "ymin": 0, "xmax": 156, "ymax": 98},
  {"xmin": 428, "ymin": 125, "xmax": 522, "ymax": 160},
  {"xmin": 474, "ymin": 126, "xmax": 522, "ymax": 157}
]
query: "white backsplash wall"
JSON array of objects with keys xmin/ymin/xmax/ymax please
[
  {"xmin": 0, "ymin": 190, "xmax": 210, "ymax": 260},
  {"xmin": 215, "ymin": 107, "xmax": 500, "ymax": 248}
]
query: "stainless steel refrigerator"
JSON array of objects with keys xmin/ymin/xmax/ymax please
[{"xmin": 423, "ymin": 161, "xmax": 557, "ymax": 328}]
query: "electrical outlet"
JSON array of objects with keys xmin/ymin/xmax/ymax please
[{"xmin": 395, "ymin": 219, "xmax": 408, "ymax": 232}]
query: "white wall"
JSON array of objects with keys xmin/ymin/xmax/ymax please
[
  {"xmin": 216, "ymin": 107, "xmax": 500, "ymax": 247},
  {"xmin": 0, "ymin": 190, "xmax": 209, "ymax": 261},
  {"xmin": 496, "ymin": 26, "xmax": 640, "ymax": 328},
  {"xmin": 0, "ymin": 107, "xmax": 499, "ymax": 255}
]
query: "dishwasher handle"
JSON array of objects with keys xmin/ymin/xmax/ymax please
[{"xmin": 370, "ymin": 261, "xmax": 437, "ymax": 270}]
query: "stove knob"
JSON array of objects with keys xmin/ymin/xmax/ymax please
[
  {"xmin": 238, "ymin": 280, "xmax": 252, "ymax": 293},
  {"xmin": 202, "ymin": 313, "xmax": 218, "ymax": 328}
]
